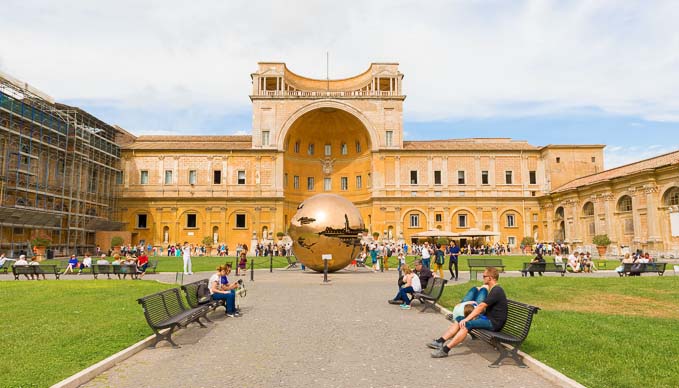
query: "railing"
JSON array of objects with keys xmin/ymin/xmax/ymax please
[{"xmin": 255, "ymin": 90, "xmax": 402, "ymax": 98}]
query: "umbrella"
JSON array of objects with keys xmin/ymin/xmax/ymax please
[
  {"xmin": 411, "ymin": 230, "xmax": 459, "ymax": 238},
  {"xmin": 456, "ymin": 228, "xmax": 500, "ymax": 238}
]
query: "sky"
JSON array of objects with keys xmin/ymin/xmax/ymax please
[{"xmin": 1, "ymin": 0, "xmax": 679, "ymax": 169}]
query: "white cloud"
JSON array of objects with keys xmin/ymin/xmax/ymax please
[
  {"xmin": 2, "ymin": 0, "xmax": 679, "ymax": 132},
  {"xmin": 604, "ymin": 144, "xmax": 679, "ymax": 169}
]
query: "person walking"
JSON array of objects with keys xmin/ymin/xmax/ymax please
[
  {"xmin": 447, "ymin": 241, "xmax": 460, "ymax": 281},
  {"xmin": 421, "ymin": 242, "xmax": 432, "ymax": 269},
  {"xmin": 433, "ymin": 244, "xmax": 445, "ymax": 278},
  {"xmin": 182, "ymin": 241, "xmax": 193, "ymax": 275}
]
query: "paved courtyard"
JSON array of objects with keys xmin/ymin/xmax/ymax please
[{"xmin": 83, "ymin": 269, "xmax": 560, "ymax": 388}]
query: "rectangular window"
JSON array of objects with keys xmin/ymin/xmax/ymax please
[
  {"xmin": 410, "ymin": 214, "xmax": 420, "ymax": 227},
  {"xmin": 356, "ymin": 175, "xmax": 362, "ymax": 189},
  {"xmin": 410, "ymin": 170, "xmax": 418, "ymax": 185},
  {"xmin": 187, "ymin": 214, "xmax": 197, "ymax": 228},
  {"xmin": 261, "ymin": 130, "xmax": 270, "ymax": 146},
  {"xmin": 434, "ymin": 170, "xmax": 442, "ymax": 185},
  {"xmin": 137, "ymin": 214, "xmax": 147, "ymax": 229},
  {"xmin": 458, "ymin": 170, "xmax": 465, "ymax": 185},
  {"xmin": 294, "ymin": 141, "xmax": 300, "ymax": 153},
  {"xmin": 115, "ymin": 171, "xmax": 123, "ymax": 184},
  {"xmin": 237, "ymin": 170, "xmax": 246, "ymax": 185},
  {"xmin": 293, "ymin": 175, "xmax": 300, "ymax": 189},
  {"xmin": 340, "ymin": 176, "xmax": 348, "ymax": 191},
  {"xmin": 213, "ymin": 170, "xmax": 222, "ymax": 184},
  {"xmin": 307, "ymin": 177, "xmax": 315, "ymax": 191},
  {"xmin": 481, "ymin": 170, "xmax": 489, "ymax": 185},
  {"xmin": 324, "ymin": 177, "xmax": 331, "ymax": 191},
  {"xmin": 189, "ymin": 170, "xmax": 197, "ymax": 185},
  {"xmin": 507, "ymin": 214, "xmax": 516, "ymax": 227},
  {"xmin": 341, "ymin": 143, "xmax": 348, "ymax": 155},
  {"xmin": 458, "ymin": 214, "xmax": 467, "ymax": 228},
  {"xmin": 592, "ymin": 156, "xmax": 596, "ymax": 163},
  {"xmin": 236, "ymin": 214, "xmax": 246, "ymax": 229},
  {"xmin": 529, "ymin": 170, "xmax": 536, "ymax": 185},
  {"xmin": 164, "ymin": 170, "xmax": 173, "ymax": 185},
  {"xmin": 307, "ymin": 143, "xmax": 315, "ymax": 155},
  {"xmin": 284, "ymin": 173, "xmax": 288, "ymax": 187},
  {"xmin": 505, "ymin": 171, "xmax": 513, "ymax": 184},
  {"xmin": 386, "ymin": 130, "xmax": 393, "ymax": 146},
  {"xmin": 533, "ymin": 213, "xmax": 538, "ymax": 222},
  {"xmin": 324, "ymin": 144, "xmax": 331, "ymax": 156},
  {"xmin": 556, "ymin": 157, "xmax": 561, "ymax": 163},
  {"xmin": 435, "ymin": 213, "xmax": 442, "ymax": 222},
  {"xmin": 508, "ymin": 236, "xmax": 516, "ymax": 247},
  {"xmin": 355, "ymin": 141, "xmax": 361, "ymax": 153},
  {"xmin": 140, "ymin": 170, "xmax": 149, "ymax": 184}
]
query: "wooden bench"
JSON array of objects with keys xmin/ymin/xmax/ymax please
[
  {"xmin": 468, "ymin": 299, "xmax": 540, "ymax": 368},
  {"xmin": 92, "ymin": 264, "xmax": 115, "ymax": 279},
  {"xmin": 137, "ymin": 288, "xmax": 211, "ymax": 348},
  {"xmin": 520, "ymin": 262, "xmax": 566, "ymax": 277},
  {"xmin": 11, "ymin": 265, "xmax": 61, "ymax": 280},
  {"xmin": 412, "ymin": 277, "xmax": 448, "ymax": 312},
  {"xmin": 467, "ymin": 258, "xmax": 505, "ymax": 280},
  {"xmin": 619, "ymin": 262, "xmax": 667, "ymax": 277}
]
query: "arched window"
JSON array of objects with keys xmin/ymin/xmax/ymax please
[
  {"xmin": 664, "ymin": 187, "xmax": 679, "ymax": 206},
  {"xmin": 618, "ymin": 196, "xmax": 633, "ymax": 212},
  {"xmin": 583, "ymin": 202, "xmax": 594, "ymax": 216},
  {"xmin": 555, "ymin": 207, "xmax": 565, "ymax": 220}
]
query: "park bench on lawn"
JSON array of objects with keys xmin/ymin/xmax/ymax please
[
  {"xmin": 1, "ymin": 259, "xmax": 16, "ymax": 274},
  {"xmin": 285, "ymin": 256, "xmax": 298, "ymax": 270},
  {"xmin": 520, "ymin": 262, "xmax": 566, "ymax": 277},
  {"xmin": 468, "ymin": 299, "xmax": 540, "ymax": 368},
  {"xmin": 11, "ymin": 264, "xmax": 61, "ymax": 280},
  {"xmin": 145, "ymin": 259, "xmax": 159, "ymax": 274},
  {"xmin": 181, "ymin": 279, "xmax": 224, "ymax": 311},
  {"xmin": 137, "ymin": 288, "xmax": 212, "ymax": 348},
  {"xmin": 412, "ymin": 277, "xmax": 448, "ymax": 312},
  {"xmin": 114, "ymin": 264, "xmax": 139, "ymax": 279},
  {"xmin": 466, "ymin": 258, "xmax": 505, "ymax": 280},
  {"xmin": 92, "ymin": 264, "xmax": 115, "ymax": 279},
  {"xmin": 619, "ymin": 262, "xmax": 667, "ymax": 277}
]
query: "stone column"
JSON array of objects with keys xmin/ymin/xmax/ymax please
[
  {"xmin": 395, "ymin": 156, "xmax": 401, "ymax": 190},
  {"xmin": 491, "ymin": 207, "xmax": 499, "ymax": 243},
  {"xmin": 631, "ymin": 191, "xmax": 642, "ymax": 244},
  {"xmin": 646, "ymin": 185, "xmax": 661, "ymax": 241}
]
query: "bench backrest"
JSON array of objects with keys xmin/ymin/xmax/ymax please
[
  {"xmin": 522, "ymin": 262, "xmax": 564, "ymax": 272},
  {"xmin": 623, "ymin": 262, "xmax": 666, "ymax": 272},
  {"xmin": 2, "ymin": 259, "xmax": 16, "ymax": 269},
  {"xmin": 421, "ymin": 277, "xmax": 435, "ymax": 295},
  {"xmin": 163, "ymin": 288, "xmax": 189, "ymax": 317},
  {"xmin": 467, "ymin": 258, "xmax": 504, "ymax": 267},
  {"xmin": 34, "ymin": 265, "xmax": 57, "ymax": 274},
  {"xmin": 138, "ymin": 291, "xmax": 173, "ymax": 327},
  {"xmin": 181, "ymin": 280, "xmax": 209, "ymax": 308},
  {"xmin": 92, "ymin": 264, "xmax": 114, "ymax": 274},
  {"xmin": 499, "ymin": 300, "xmax": 540, "ymax": 342},
  {"xmin": 427, "ymin": 277, "xmax": 448, "ymax": 299},
  {"xmin": 12, "ymin": 265, "xmax": 33, "ymax": 275},
  {"xmin": 114, "ymin": 264, "xmax": 137, "ymax": 274}
]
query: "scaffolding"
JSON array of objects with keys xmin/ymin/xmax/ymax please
[{"xmin": 0, "ymin": 74, "xmax": 123, "ymax": 257}]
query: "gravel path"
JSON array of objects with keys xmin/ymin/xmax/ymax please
[{"xmin": 82, "ymin": 269, "xmax": 560, "ymax": 388}]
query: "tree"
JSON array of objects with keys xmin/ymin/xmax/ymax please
[
  {"xmin": 521, "ymin": 236, "xmax": 536, "ymax": 247},
  {"xmin": 372, "ymin": 232, "xmax": 380, "ymax": 240}
]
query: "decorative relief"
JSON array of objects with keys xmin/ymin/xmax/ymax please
[
  {"xmin": 320, "ymin": 157, "xmax": 336, "ymax": 175},
  {"xmin": 644, "ymin": 185, "xmax": 659, "ymax": 194}
]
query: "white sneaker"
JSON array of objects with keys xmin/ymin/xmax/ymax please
[{"xmin": 188, "ymin": 272, "xmax": 193, "ymax": 275}]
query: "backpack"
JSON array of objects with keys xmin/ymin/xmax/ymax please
[
  {"xmin": 386, "ymin": 247, "xmax": 392, "ymax": 257},
  {"xmin": 435, "ymin": 250, "xmax": 445, "ymax": 265},
  {"xmin": 196, "ymin": 282, "xmax": 212, "ymax": 304}
]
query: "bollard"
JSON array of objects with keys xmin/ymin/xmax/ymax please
[
  {"xmin": 250, "ymin": 256, "xmax": 254, "ymax": 281},
  {"xmin": 323, "ymin": 259, "xmax": 329, "ymax": 283}
]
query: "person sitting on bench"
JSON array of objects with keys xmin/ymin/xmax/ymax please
[
  {"xmin": 209, "ymin": 265, "xmax": 239, "ymax": 317},
  {"xmin": 428, "ymin": 267, "xmax": 507, "ymax": 358},
  {"xmin": 449, "ymin": 285, "xmax": 489, "ymax": 322},
  {"xmin": 527, "ymin": 252, "xmax": 546, "ymax": 277},
  {"xmin": 387, "ymin": 264, "xmax": 421, "ymax": 309}
]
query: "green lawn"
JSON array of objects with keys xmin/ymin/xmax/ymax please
[
  {"xmin": 0, "ymin": 281, "xmax": 170, "ymax": 388},
  {"xmin": 44, "ymin": 254, "xmax": 620, "ymax": 273},
  {"xmin": 439, "ymin": 276, "xmax": 679, "ymax": 388}
]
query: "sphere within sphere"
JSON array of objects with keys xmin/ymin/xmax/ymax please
[{"xmin": 288, "ymin": 194, "xmax": 365, "ymax": 272}]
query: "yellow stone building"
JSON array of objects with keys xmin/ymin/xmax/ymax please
[{"xmin": 116, "ymin": 62, "xmax": 677, "ymax": 256}]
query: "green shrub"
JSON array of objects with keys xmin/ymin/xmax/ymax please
[
  {"xmin": 110, "ymin": 236, "xmax": 124, "ymax": 247},
  {"xmin": 592, "ymin": 234, "xmax": 611, "ymax": 246}
]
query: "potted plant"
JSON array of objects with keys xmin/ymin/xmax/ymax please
[
  {"xmin": 592, "ymin": 234, "xmax": 611, "ymax": 257},
  {"xmin": 202, "ymin": 236, "xmax": 214, "ymax": 255},
  {"xmin": 110, "ymin": 236, "xmax": 125, "ymax": 254},
  {"xmin": 372, "ymin": 232, "xmax": 380, "ymax": 241},
  {"xmin": 276, "ymin": 231, "xmax": 285, "ymax": 240},
  {"xmin": 31, "ymin": 233, "xmax": 52, "ymax": 260}
]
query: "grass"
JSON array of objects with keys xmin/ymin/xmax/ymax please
[
  {"xmin": 43, "ymin": 254, "xmax": 620, "ymax": 273},
  {"xmin": 0, "ymin": 280, "xmax": 170, "ymax": 388},
  {"xmin": 439, "ymin": 276, "xmax": 679, "ymax": 388}
]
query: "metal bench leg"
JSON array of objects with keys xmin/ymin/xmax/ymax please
[
  {"xmin": 489, "ymin": 342, "xmax": 526, "ymax": 368},
  {"xmin": 420, "ymin": 301, "xmax": 433, "ymax": 313},
  {"xmin": 150, "ymin": 326, "xmax": 180, "ymax": 349}
]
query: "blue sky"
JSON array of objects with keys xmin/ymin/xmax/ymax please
[{"xmin": 2, "ymin": 0, "xmax": 679, "ymax": 169}]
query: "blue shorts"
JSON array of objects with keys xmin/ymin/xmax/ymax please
[{"xmin": 464, "ymin": 318, "xmax": 494, "ymax": 331}]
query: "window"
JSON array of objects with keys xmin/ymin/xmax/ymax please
[
  {"xmin": 284, "ymin": 173, "xmax": 288, "ymax": 187},
  {"xmin": 592, "ymin": 156, "xmax": 596, "ymax": 163},
  {"xmin": 386, "ymin": 131, "xmax": 393, "ymax": 146},
  {"xmin": 237, "ymin": 170, "xmax": 246, "ymax": 185},
  {"xmin": 435, "ymin": 213, "xmax": 442, "ymax": 222},
  {"xmin": 261, "ymin": 130, "xmax": 269, "ymax": 146},
  {"xmin": 409, "ymin": 214, "xmax": 420, "ymax": 228},
  {"xmin": 508, "ymin": 236, "xmax": 516, "ymax": 247},
  {"xmin": 583, "ymin": 202, "xmax": 594, "ymax": 216},
  {"xmin": 529, "ymin": 171, "xmax": 536, "ymax": 185},
  {"xmin": 556, "ymin": 157, "xmax": 561, "ymax": 163},
  {"xmin": 340, "ymin": 177, "xmax": 348, "ymax": 191},
  {"xmin": 356, "ymin": 175, "xmax": 362, "ymax": 189},
  {"xmin": 189, "ymin": 170, "xmax": 197, "ymax": 185},
  {"xmin": 324, "ymin": 177, "xmax": 331, "ymax": 191},
  {"xmin": 458, "ymin": 214, "xmax": 467, "ymax": 228},
  {"xmin": 307, "ymin": 143, "xmax": 315, "ymax": 155},
  {"xmin": 618, "ymin": 196, "xmax": 632, "ymax": 212},
  {"xmin": 506, "ymin": 214, "xmax": 516, "ymax": 227},
  {"xmin": 140, "ymin": 170, "xmax": 149, "ymax": 184},
  {"xmin": 341, "ymin": 143, "xmax": 348, "ymax": 155},
  {"xmin": 164, "ymin": 170, "xmax": 173, "ymax": 185},
  {"xmin": 533, "ymin": 213, "xmax": 538, "ymax": 222},
  {"xmin": 624, "ymin": 219, "xmax": 634, "ymax": 234},
  {"xmin": 213, "ymin": 170, "xmax": 222, "ymax": 184},
  {"xmin": 355, "ymin": 141, "xmax": 361, "ymax": 153},
  {"xmin": 410, "ymin": 170, "xmax": 418, "ymax": 185},
  {"xmin": 236, "ymin": 214, "xmax": 246, "ymax": 229},
  {"xmin": 324, "ymin": 144, "xmax": 331, "ymax": 156},
  {"xmin": 505, "ymin": 171, "xmax": 513, "ymax": 184},
  {"xmin": 186, "ymin": 214, "xmax": 197, "ymax": 228},
  {"xmin": 434, "ymin": 170, "xmax": 442, "ymax": 185},
  {"xmin": 294, "ymin": 141, "xmax": 300, "ymax": 153},
  {"xmin": 458, "ymin": 171, "xmax": 465, "ymax": 185},
  {"xmin": 137, "ymin": 214, "xmax": 148, "ymax": 229},
  {"xmin": 668, "ymin": 189, "xmax": 679, "ymax": 206},
  {"xmin": 307, "ymin": 177, "xmax": 315, "ymax": 191},
  {"xmin": 115, "ymin": 171, "xmax": 123, "ymax": 184},
  {"xmin": 481, "ymin": 170, "xmax": 489, "ymax": 185},
  {"xmin": 293, "ymin": 175, "xmax": 299, "ymax": 189}
]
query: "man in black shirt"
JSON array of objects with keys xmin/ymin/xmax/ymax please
[{"xmin": 429, "ymin": 267, "xmax": 508, "ymax": 358}]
